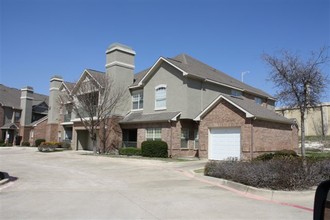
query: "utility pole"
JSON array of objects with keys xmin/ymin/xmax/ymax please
[{"xmin": 241, "ymin": 71, "xmax": 249, "ymax": 82}]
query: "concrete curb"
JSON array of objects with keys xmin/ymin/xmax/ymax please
[{"xmin": 191, "ymin": 169, "xmax": 315, "ymax": 200}]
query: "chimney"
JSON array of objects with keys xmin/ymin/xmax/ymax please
[
  {"xmin": 105, "ymin": 43, "xmax": 136, "ymax": 114},
  {"xmin": 105, "ymin": 43, "xmax": 135, "ymax": 86},
  {"xmin": 47, "ymin": 75, "xmax": 63, "ymax": 124},
  {"xmin": 46, "ymin": 75, "xmax": 63, "ymax": 142},
  {"xmin": 20, "ymin": 86, "xmax": 34, "ymax": 126}
]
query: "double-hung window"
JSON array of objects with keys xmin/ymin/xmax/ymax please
[
  {"xmin": 181, "ymin": 128, "xmax": 189, "ymax": 148},
  {"xmin": 231, "ymin": 89, "xmax": 242, "ymax": 97},
  {"xmin": 155, "ymin": 85, "xmax": 166, "ymax": 110},
  {"xmin": 146, "ymin": 128, "xmax": 161, "ymax": 141},
  {"xmin": 132, "ymin": 91, "xmax": 143, "ymax": 110}
]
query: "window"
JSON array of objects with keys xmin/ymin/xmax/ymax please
[
  {"xmin": 155, "ymin": 85, "xmax": 166, "ymax": 110},
  {"xmin": 146, "ymin": 128, "xmax": 161, "ymax": 141},
  {"xmin": 194, "ymin": 129, "xmax": 199, "ymax": 149},
  {"xmin": 14, "ymin": 111, "xmax": 21, "ymax": 122},
  {"xmin": 132, "ymin": 91, "xmax": 143, "ymax": 110},
  {"xmin": 181, "ymin": 128, "xmax": 189, "ymax": 148},
  {"xmin": 255, "ymin": 97, "xmax": 263, "ymax": 105},
  {"xmin": 231, "ymin": 89, "xmax": 242, "ymax": 97}
]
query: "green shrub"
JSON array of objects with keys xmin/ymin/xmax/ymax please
[
  {"xmin": 119, "ymin": 147, "xmax": 142, "ymax": 156},
  {"xmin": 204, "ymin": 157, "xmax": 330, "ymax": 190},
  {"xmin": 254, "ymin": 153, "xmax": 274, "ymax": 161},
  {"xmin": 254, "ymin": 149, "xmax": 298, "ymax": 161},
  {"xmin": 35, "ymin": 139, "xmax": 45, "ymax": 147},
  {"xmin": 141, "ymin": 141, "xmax": 168, "ymax": 158},
  {"xmin": 21, "ymin": 142, "xmax": 30, "ymax": 146}
]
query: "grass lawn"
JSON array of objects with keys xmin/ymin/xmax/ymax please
[{"xmin": 305, "ymin": 150, "xmax": 330, "ymax": 159}]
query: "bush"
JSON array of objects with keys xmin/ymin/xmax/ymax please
[
  {"xmin": 35, "ymin": 139, "xmax": 46, "ymax": 147},
  {"xmin": 21, "ymin": 142, "xmax": 30, "ymax": 146},
  {"xmin": 205, "ymin": 157, "xmax": 330, "ymax": 190},
  {"xmin": 60, "ymin": 141, "xmax": 71, "ymax": 150},
  {"xmin": 254, "ymin": 149, "xmax": 298, "ymax": 161},
  {"xmin": 119, "ymin": 147, "xmax": 142, "ymax": 156},
  {"xmin": 141, "ymin": 141, "xmax": 168, "ymax": 158},
  {"xmin": 38, "ymin": 142, "xmax": 60, "ymax": 152}
]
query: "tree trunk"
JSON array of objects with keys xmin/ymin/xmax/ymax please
[{"xmin": 300, "ymin": 112, "xmax": 306, "ymax": 159}]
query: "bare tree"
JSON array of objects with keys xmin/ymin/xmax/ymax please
[
  {"xmin": 60, "ymin": 72, "xmax": 125, "ymax": 154},
  {"xmin": 263, "ymin": 47, "xmax": 329, "ymax": 158}
]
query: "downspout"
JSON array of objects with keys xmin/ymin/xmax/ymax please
[
  {"xmin": 320, "ymin": 105, "xmax": 325, "ymax": 137},
  {"xmin": 250, "ymin": 118, "xmax": 255, "ymax": 160},
  {"xmin": 170, "ymin": 120, "xmax": 173, "ymax": 158}
]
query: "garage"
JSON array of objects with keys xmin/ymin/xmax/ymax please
[{"xmin": 208, "ymin": 127, "xmax": 241, "ymax": 160}]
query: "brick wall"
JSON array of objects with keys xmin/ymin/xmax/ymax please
[
  {"xmin": 46, "ymin": 123, "xmax": 59, "ymax": 142},
  {"xmin": 199, "ymin": 99, "xmax": 298, "ymax": 160},
  {"xmin": 29, "ymin": 119, "xmax": 47, "ymax": 145}
]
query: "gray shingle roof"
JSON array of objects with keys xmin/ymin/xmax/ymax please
[
  {"xmin": 131, "ymin": 54, "xmax": 273, "ymax": 99},
  {"xmin": 0, "ymin": 84, "xmax": 48, "ymax": 109},
  {"xmin": 198, "ymin": 93, "xmax": 293, "ymax": 124},
  {"xmin": 63, "ymin": 81, "xmax": 76, "ymax": 92},
  {"xmin": 165, "ymin": 54, "xmax": 273, "ymax": 98},
  {"xmin": 86, "ymin": 69, "xmax": 106, "ymax": 87},
  {"xmin": 120, "ymin": 111, "xmax": 181, "ymax": 124}
]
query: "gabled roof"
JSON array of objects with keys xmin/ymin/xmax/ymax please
[
  {"xmin": 30, "ymin": 116, "xmax": 48, "ymax": 127},
  {"xmin": 71, "ymin": 69, "xmax": 106, "ymax": 94},
  {"xmin": 120, "ymin": 111, "xmax": 181, "ymax": 124},
  {"xmin": 0, "ymin": 84, "xmax": 48, "ymax": 109},
  {"xmin": 130, "ymin": 54, "xmax": 274, "ymax": 99},
  {"xmin": 0, "ymin": 122, "xmax": 19, "ymax": 130},
  {"xmin": 194, "ymin": 94, "xmax": 293, "ymax": 124}
]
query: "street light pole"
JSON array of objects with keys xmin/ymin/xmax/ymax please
[{"xmin": 241, "ymin": 71, "xmax": 250, "ymax": 82}]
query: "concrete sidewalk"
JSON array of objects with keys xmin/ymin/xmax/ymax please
[{"xmin": 0, "ymin": 147, "xmax": 314, "ymax": 219}]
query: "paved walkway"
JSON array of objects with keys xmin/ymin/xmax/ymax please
[{"xmin": 0, "ymin": 147, "xmax": 314, "ymax": 219}]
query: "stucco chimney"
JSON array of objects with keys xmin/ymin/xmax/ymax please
[
  {"xmin": 105, "ymin": 43, "xmax": 136, "ymax": 114},
  {"xmin": 20, "ymin": 86, "xmax": 34, "ymax": 126}
]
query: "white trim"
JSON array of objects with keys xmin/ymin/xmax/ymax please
[
  {"xmin": 60, "ymin": 122, "xmax": 74, "ymax": 125},
  {"xmin": 71, "ymin": 116, "xmax": 98, "ymax": 122},
  {"xmin": 194, "ymin": 95, "xmax": 254, "ymax": 121},
  {"xmin": 106, "ymin": 46, "xmax": 136, "ymax": 55},
  {"xmin": 49, "ymin": 87, "xmax": 60, "ymax": 91},
  {"xmin": 50, "ymin": 77, "xmax": 63, "ymax": 82},
  {"xmin": 20, "ymin": 96, "xmax": 34, "ymax": 100},
  {"xmin": 105, "ymin": 61, "xmax": 135, "ymax": 70},
  {"xmin": 71, "ymin": 69, "xmax": 103, "ymax": 95},
  {"xmin": 32, "ymin": 116, "xmax": 48, "ymax": 127},
  {"xmin": 137, "ymin": 57, "xmax": 188, "ymax": 87},
  {"xmin": 170, "ymin": 112, "xmax": 181, "ymax": 121},
  {"xmin": 20, "ymin": 88, "xmax": 33, "ymax": 92},
  {"xmin": 155, "ymin": 84, "xmax": 167, "ymax": 89}
]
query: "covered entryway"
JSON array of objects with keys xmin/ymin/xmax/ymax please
[
  {"xmin": 208, "ymin": 127, "xmax": 241, "ymax": 160},
  {"xmin": 76, "ymin": 130, "xmax": 93, "ymax": 151}
]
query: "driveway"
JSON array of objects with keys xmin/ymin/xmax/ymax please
[{"xmin": 0, "ymin": 147, "xmax": 313, "ymax": 219}]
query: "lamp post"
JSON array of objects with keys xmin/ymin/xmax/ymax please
[{"xmin": 241, "ymin": 71, "xmax": 250, "ymax": 82}]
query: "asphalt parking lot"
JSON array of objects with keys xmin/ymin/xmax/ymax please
[{"xmin": 0, "ymin": 147, "xmax": 314, "ymax": 219}]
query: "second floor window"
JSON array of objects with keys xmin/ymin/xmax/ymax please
[
  {"xmin": 14, "ymin": 111, "xmax": 21, "ymax": 122},
  {"xmin": 132, "ymin": 91, "xmax": 143, "ymax": 110},
  {"xmin": 155, "ymin": 85, "xmax": 166, "ymax": 110},
  {"xmin": 231, "ymin": 89, "xmax": 242, "ymax": 97},
  {"xmin": 255, "ymin": 97, "xmax": 263, "ymax": 105}
]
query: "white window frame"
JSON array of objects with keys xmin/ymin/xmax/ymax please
[
  {"xmin": 146, "ymin": 128, "xmax": 162, "ymax": 141},
  {"xmin": 155, "ymin": 84, "xmax": 167, "ymax": 110},
  {"xmin": 132, "ymin": 90, "xmax": 143, "ymax": 110}
]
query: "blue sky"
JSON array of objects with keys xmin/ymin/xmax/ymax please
[{"xmin": 1, "ymin": 0, "xmax": 329, "ymax": 103}]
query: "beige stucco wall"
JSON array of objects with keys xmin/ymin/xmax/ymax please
[{"xmin": 276, "ymin": 103, "xmax": 330, "ymax": 136}]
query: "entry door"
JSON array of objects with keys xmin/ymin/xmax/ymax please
[{"xmin": 209, "ymin": 128, "xmax": 241, "ymax": 160}]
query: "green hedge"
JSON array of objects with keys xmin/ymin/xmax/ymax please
[
  {"xmin": 21, "ymin": 142, "xmax": 30, "ymax": 146},
  {"xmin": 119, "ymin": 147, "xmax": 141, "ymax": 156},
  {"xmin": 141, "ymin": 140, "xmax": 168, "ymax": 158},
  {"xmin": 35, "ymin": 139, "xmax": 45, "ymax": 147},
  {"xmin": 254, "ymin": 149, "xmax": 298, "ymax": 161}
]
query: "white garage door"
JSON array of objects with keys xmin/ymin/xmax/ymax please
[{"xmin": 209, "ymin": 128, "xmax": 241, "ymax": 160}]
